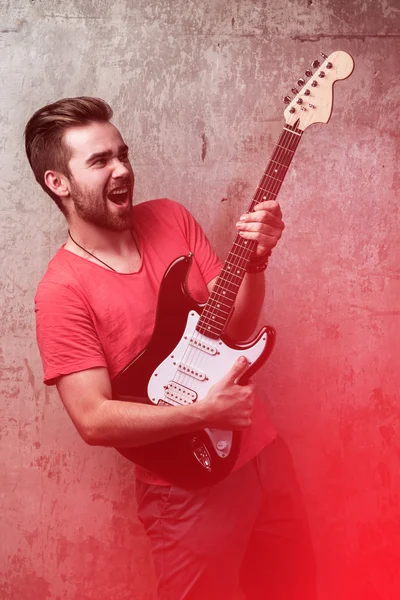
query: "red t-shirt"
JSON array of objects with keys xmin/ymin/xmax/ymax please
[{"xmin": 35, "ymin": 199, "xmax": 276, "ymax": 484}]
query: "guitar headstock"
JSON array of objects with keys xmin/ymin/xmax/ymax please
[{"xmin": 283, "ymin": 51, "xmax": 354, "ymax": 131}]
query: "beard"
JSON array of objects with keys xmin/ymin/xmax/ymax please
[{"xmin": 69, "ymin": 178, "xmax": 133, "ymax": 232}]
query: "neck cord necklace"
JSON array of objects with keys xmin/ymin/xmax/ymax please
[{"xmin": 68, "ymin": 229, "xmax": 137, "ymax": 272}]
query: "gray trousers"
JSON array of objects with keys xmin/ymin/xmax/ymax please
[{"xmin": 136, "ymin": 435, "xmax": 318, "ymax": 600}]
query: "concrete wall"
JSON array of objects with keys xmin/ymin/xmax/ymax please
[{"xmin": 1, "ymin": 1, "xmax": 399, "ymax": 598}]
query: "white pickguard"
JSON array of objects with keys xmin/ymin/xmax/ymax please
[{"xmin": 147, "ymin": 310, "xmax": 268, "ymax": 459}]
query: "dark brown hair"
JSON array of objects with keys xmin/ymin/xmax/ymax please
[{"xmin": 24, "ymin": 96, "xmax": 113, "ymax": 214}]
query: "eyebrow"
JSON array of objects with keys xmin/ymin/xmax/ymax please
[{"xmin": 85, "ymin": 144, "xmax": 129, "ymax": 165}]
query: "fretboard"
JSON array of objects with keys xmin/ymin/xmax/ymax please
[{"xmin": 196, "ymin": 123, "xmax": 303, "ymax": 339}]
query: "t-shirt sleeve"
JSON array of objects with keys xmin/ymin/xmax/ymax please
[
  {"xmin": 168, "ymin": 200, "xmax": 223, "ymax": 284},
  {"xmin": 35, "ymin": 282, "xmax": 107, "ymax": 386}
]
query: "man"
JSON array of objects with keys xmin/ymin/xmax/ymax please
[{"xmin": 26, "ymin": 96, "xmax": 316, "ymax": 599}]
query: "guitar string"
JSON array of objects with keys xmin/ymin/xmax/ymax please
[
  {"xmin": 168, "ymin": 121, "xmax": 303, "ymax": 405},
  {"xmin": 167, "ymin": 116, "xmax": 309, "ymax": 405}
]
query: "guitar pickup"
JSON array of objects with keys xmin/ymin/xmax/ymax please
[
  {"xmin": 164, "ymin": 381, "xmax": 197, "ymax": 404},
  {"xmin": 189, "ymin": 337, "xmax": 218, "ymax": 355},
  {"xmin": 177, "ymin": 363, "xmax": 208, "ymax": 381}
]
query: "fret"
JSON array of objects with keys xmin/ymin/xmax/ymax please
[
  {"xmin": 229, "ymin": 251, "xmax": 251, "ymax": 262},
  {"xmin": 220, "ymin": 262, "xmax": 248, "ymax": 274},
  {"xmin": 254, "ymin": 190, "xmax": 277, "ymax": 201},
  {"xmin": 224, "ymin": 258, "xmax": 247, "ymax": 268},
  {"xmin": 214, "ymin": 277, "xmax": 241, "ymax": 289},
  {"xmin": 223, "ymin": 265, "xmax": 247, "ymax": 276},
  {"xmin": 208, "ymin": 282, "xmax": 236, "ymax": 303},
  {"xmin": 271, "ymin": 145, "xmax": 295, "ymax": 158},
  {"xmin": 232, "ymin": 241, "xmax": 253, "ymax": 253},
  {"xmin": 199, "ymin": 311, "xmax": 226, "ymax": 326},
  {"xmin": 197, "ymin": 320, "xmax": 225, "ymax": 335},
  {"xmin": 221, "ymin": 265, "xmax": 246, "ymax": 281},
  {"xmin": 218, "ymin": 278, "xmax": 244, "ymax": 290},
  {"xmin": 270, "ymin": 155, "xmax": 292, "ymax": 169},
  {"xmin": 265, "ymin": 167, "xmax": 286, "ymax": 179},
  {"xmin": 215, "ymin": 276, "xmax": 240, "ymax": 289},
  {"xmin": 266, "ymin": 168, "xmax": 287, "ymax": 180},
  {"xmin": 213, "ymin": 269, "xmax": 246, "ymax": 291},
  {"xmin": 211, "ymin": 286, "xmax": 236, "ymax": 300},
  {"xmin": 264, "ymin": 173, "xmax": 283, "ymax": 184},
  {"xmin": 202, "ymin": 300, "xmax": 231, "ymax": 315},
  {"xmin": 224, "ymin": 265, "xmax": 246, "ymax": 274},
  {"xmin": 276, "ymin": 144, "xmax": 294, "ymax": 153},
  {"xmin": 207, "ymin": 296, "xmax": 231, "ymax": 311},
  {"xmin": 200, "ymin": 312, "xmax": 229, "ymax": 326},
  {"xmin": 257, "ymin": 185, "xmax": 278, "ymax": 195},
  {"xmin": 196, "ymin": 322, "xmax": 222, "ymax": 337},
  {"xmin": 270, "ymin": 159, "xmax": 288, "ymax": 169}
]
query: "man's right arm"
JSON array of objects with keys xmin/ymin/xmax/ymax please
[{"xmin": 56, "ymin": 357, "xmax": 254, "ymax": 449}]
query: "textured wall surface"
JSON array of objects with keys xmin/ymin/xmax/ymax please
[{"xmin": 1, "ymin": 1, "xmax": 399, "ymax": 599}]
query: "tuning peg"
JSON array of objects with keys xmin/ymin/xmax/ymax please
[
  {"xmin": 311, "ymin": 80, "xmax": 318, "ymax": 87},
  {"xmin": 326, "ymin": 62, "xmax": 332, "ymax": 69},
  {"xmin": 304, "ymin": 89, "xmax": 311, "ymax": 96},
  {"xmin": 297, "ymin": 78, "xmax": 305, "ymax": 87},
  {"xmin": 318, "ymin": 71, "xmax": 325, "ymax": 78},
  {"xmin": 291, "ymin": 87, "xmax": 299, "ymax": 95},
  {"xmin": 320, "ymin": 52, "xmax": 328, "ymax": 59},
  {"xmin": 283, "ymin": 95, "xmax": 291, "ymax": 104},
  {"xmin": 312, "ymin": 59, "xmax": 320, "ymax": 68},
  {"xmin": 305, "ymin": 69, "xmax": 313, "ymax": 77}
]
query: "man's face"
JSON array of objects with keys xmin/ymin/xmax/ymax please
[{"xmin": 64, "ymin": 121, "xmax": 135, "ymax": 231}]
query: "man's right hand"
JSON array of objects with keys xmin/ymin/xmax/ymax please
[
  {"xmin": 55, "ymin": 357, "xmax": 255, "ymax": 450},
  {"xmin": 200, "ymin": 356, "xmax": 255, "ymax": 431}
]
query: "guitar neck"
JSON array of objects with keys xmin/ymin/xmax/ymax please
[{"xmin": 196, "ymin": 122, "xmax": 303, "ymax": 340}]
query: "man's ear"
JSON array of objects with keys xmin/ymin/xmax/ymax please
[{"xmin": 44, "ymin": 170, "xmax": 70, "ymax": 198}]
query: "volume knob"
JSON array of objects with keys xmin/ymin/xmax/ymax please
[{"xmin": 217, "ymin": 440, "xmax": 229, "ymax": 451}]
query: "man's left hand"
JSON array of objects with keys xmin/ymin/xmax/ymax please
[{"xmin": 235, "ymin": 200, "xmax": 285, "ymax": 257}]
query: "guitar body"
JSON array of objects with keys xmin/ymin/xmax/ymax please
[{"xmin": 112, "ymin": 254, "xmax": 275, "ymax": 489}]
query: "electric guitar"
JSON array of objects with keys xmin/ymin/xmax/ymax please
[{"xmin": 112, "ymin": 50, "xmax": 354, "ymax": 488}]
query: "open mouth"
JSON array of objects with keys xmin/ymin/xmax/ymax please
[{"xmin": 107, "ymin": 187, "xmax": 130, "ymax": 206}]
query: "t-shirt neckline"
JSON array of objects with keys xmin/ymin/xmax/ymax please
[{"xmin": 60, "ymin": 233, "xmax": 144, "ymax": 276}]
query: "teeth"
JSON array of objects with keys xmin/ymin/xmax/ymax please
[{"xmin": 110, "ymin": 188, "xmax": 128, "ymax": 195}]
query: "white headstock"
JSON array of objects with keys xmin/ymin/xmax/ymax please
[{"xmin": 283, "ymin": 51, "xmax": 354, "ymax": 131}]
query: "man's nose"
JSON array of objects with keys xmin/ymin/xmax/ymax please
[{"xmin": 111, "ymin": 158, "xmax": 131, "ymax": 178}]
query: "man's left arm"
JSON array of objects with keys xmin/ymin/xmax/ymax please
[{"xmin": 207, "ymin": 200, "xmax": 285, "ymax": 341}]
